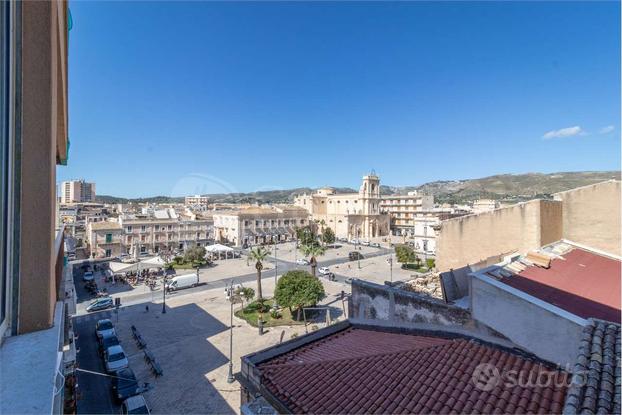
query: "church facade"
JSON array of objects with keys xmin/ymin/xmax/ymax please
[{"xmin": 294, "ymin": 173, "xmax": 390, "ymax": 240}]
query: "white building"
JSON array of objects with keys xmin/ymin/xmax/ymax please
[
  {"xmin": 472, "ymin": 199, "xmax": 500, "ymax": 214},
  {"xmin": 294, "ymin": 173, "xmax": 390, "ymax": 240},
  {"xmin": 185, "ymin": 195, "xmax": 210, "ymax": 207},
  {"xmin": 60, "ymin": 179, "xmax": 96, "ymax": 203},
  {"xmin": 213, "ymin": 205, "xmax": 309, "ymax": 247}
]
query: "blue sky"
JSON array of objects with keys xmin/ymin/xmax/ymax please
[{"xmin": 59, "ymin": 1, "xmax": 621, "ymax": 197}]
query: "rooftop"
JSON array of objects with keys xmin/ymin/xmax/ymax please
[
  {"xmin": 563, "ymin": 319, "xmax": 621, "ymax": 414},
  {"xmin": 89, "ymin": 221, "xmax": 121, "ymax": 230},
  {"xmin": 485, "ymin": 241, "xmax": 621, "ymax": 323},
  {"xmin": 246, "ymin": 324, "xmax": 569, "ymax": 414}
]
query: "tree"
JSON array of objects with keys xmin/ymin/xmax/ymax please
[
  {"xmin": 322, "ymin": 227, "xmax": 336, "ymax": 244},
  {"xmin": 249, "ymin": 246, "xmax": 270, "ymax": 307},
  {"xmin": 394, "ymin": 244, "xmax": 416, "ymax": 264},
  {"xmin": 300, "ymin": 244, "xmax": 326, "ymax": 277},
  {"xmin": 296, "ymin": 226, "xmax": 318, "ymax": 247},
  {"xmin": 275, "ymin": 270, "xmax": 325, "ymax": 318},
  {"xmin": 184, "ymin": 245, "xmax": 206, "ymax": 264},
  {"xmin": 236, "ymin": 286, "xmax": 255, "ymax": 308}
]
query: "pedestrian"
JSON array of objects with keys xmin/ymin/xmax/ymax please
[{"xmin": 145, "ymin": 305, "xmax": 149, "ymax": 313}]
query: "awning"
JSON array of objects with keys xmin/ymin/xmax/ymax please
[
  {"xmin": 205, "ymin": 243, "xmax": 234, "ymax": 253},
  {"xmin": 108, "ymin": 261, "xmax": 137, "ymax": 274},
  {"xmin": 140, "ymin": 256, "xmax": 167, "ymax": 268}
]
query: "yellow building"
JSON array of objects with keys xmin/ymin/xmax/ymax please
[{"xmin": 294, "ymin": 173, "xmax": 390, "ymax": 240}]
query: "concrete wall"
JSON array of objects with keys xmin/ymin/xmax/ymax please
[
  {"xmin": 554, "ymin": 180, "xmax": 621, "ymax": 255},
  {"xmin": 350, "ymin": 279, "xmax": 499, "ymax": 336},
  {"xmin": 436, "ymin": 199, "xmax": 563, "ymax": 272},
  {"xmin": 470, "ymin": 274, "xmax": 586, "ymax": 366}
]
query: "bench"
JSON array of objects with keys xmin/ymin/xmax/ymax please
[
  {"xmin": 143, "ymin": 349, "xmax": 155, "ymax": 363},
  {"xmin": 151, "ymin": 361, "xmax": 163, "ymax": 377},
  {"xmin": 135, "ymin": 334, "xmax": 147, "ymax": 349}
]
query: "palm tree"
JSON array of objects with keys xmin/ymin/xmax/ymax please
[
  {"xmin": 249, "ymin": 246, "xmax": 270, "ymax": 304},
  {"xmin": 300, "ymin": 244, "xmax": 326, "ymax": 277}
]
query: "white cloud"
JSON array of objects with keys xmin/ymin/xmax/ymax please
[
  {"xmin": 542, "ymin": 126, "xmax": 585, "ymax": 139},
  {"xmin": 599, "ymin": 125, "xmax": 615, "ymax": 134}
]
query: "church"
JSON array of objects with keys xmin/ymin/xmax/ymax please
[{"xmin": 294, "ymin": 172, "xmax": 391, "ymax": 240}]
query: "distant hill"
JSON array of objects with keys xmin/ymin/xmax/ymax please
[{"xmin": 97, "ymin": 171, "xmax": 620, "ymax": 205}]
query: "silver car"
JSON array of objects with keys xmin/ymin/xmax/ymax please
[
  {"xmin": 96, "ymin": 318, "xmax": 116, "ymax": 340},
  {"xmin": 105, "ymin": 344, "xmax": 129, "ymax": 373}
]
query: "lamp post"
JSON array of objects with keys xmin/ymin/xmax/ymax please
[
  {"xmin": 387, "ymin": 255, "xmax": 393, "ymax": 282},
  {"xmin": 160, "ymin": 248, "xmax": 172, "ymax": 314},
  {"xmin": 274, "ymin": 241, "xmax": 278, "ymax": 286},
  {"xmin": 226, "ymin": 280, "xmax": 237, "ymax": 383}
]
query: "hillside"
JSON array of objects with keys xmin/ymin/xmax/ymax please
[{"xmin": 96, "ymin": 171, "xmax": 620, "ymax": 205}]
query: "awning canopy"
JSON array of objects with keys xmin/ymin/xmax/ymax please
[
  {"xmin": 140, "ymin": 256, "xmax": 167, "ymax": 268},
  {"xmin": 108, "ymin": 261, "xmax": 137, "ymax": 274},
  {"xmin": 205, "ymin": 243, "xmax": 234, "ymax": 253}
]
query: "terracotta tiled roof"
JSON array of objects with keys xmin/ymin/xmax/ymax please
[
  {"xmin": 563, "ymin": 319, "xmax": 621, "ymax": 414},
  {"xmin": 89, "ymin": 221, "xmax": 121, "ymax": 230},
  {"xmin": 258, "ymin": 328, "xmax": 569, "ymax": 414}
]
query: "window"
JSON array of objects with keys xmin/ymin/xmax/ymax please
[
  {"xmin": 155, "ymin": 225, "xmax": 159, "ymax": 231},
  {"xmin": 168, "ymin": 225, "xmax": 172, "ymax": 230},
  {"xmin": 140, "ymin": 246, "xmax": 146, "ymax": 253},
  {"xmin": 141, "ymin": 225, "xmax": 146, "ymax": 232},
  {"xmin": 105, "ymin": 249, "xmax": 112, "ymax": 257},
  {"xmin": 105, "ymin": 233, "xmax": 112, "ymax": 243},
  {"xmin": 126, "ymin": 226, "xmax": 132, "ymax": 232}
]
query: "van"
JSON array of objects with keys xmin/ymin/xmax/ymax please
[{"xmin": 165, "ymin": 273, "xmax": 199, "ymax": 291}]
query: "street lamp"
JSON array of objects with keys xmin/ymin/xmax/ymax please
[
  {"xmin": 226, "ymin": 281, "xmax": 236, "ymax": 384},
  {"xmin": 160, "ymin": 248, "xmax": 172, "ymax": 314},
  {"xmin": 387, "ymin": 255, "xmax": 393, "ymax": 282},
  {"xmin": 274, "ymin": 241, "xmax": 278, "ymax": 286}
]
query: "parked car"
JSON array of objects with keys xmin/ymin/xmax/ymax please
[
  {"xmin": 296, "ymin": 258, "xmax": 310, "ymax": 265},
  {"xmin": 349, "ymin": 239, "xmax": 359, "ymax": 244},
  {"xmin": 83, "ymin": 271, "xmax": 94, "ymax": 281},
  {"xmin": 121, "ymin": 395, "xmax": 150, "ymax": 414},
  {"xmin": 338, "ymin": 237, "xmax": 348, "ymax": 243},
  {"xmin": 370, "ymin": 242, "xmax": 381, "ymax": 248},
  {"xmin": 99, "ymin": 332, "xmax": 120, "ymax": 356},
  {"xmin": 112, "ymin": 367, "xmax": 140, "ymax": 403},
  {"xmin": 345, "ymin": 277, "xmax": 353, "ymax": 285},
  {"xmin": 318, "ymin": 267, "xmax": 330, "ymax": 275},
  {"xmin": 86, "ymin": 297, "xmax": 114, "ymax": 313},
  {"xmin": 96, "ymin": 319, "xmax": 116, "ymax": 340},
  {"xmin": 165, "ymin": 273, "xmax": 199, "ymax": 292},
  {"xmin": 326, "ymin": 243, "xmax": 342, "ymax": 249},
  {"xmin": 324, "ymin": 272, "xmax": 336, "ymax": 281},
  {"xmin": 349, "ymin": 251, "xmax": 364, "ymax": 261},
  {"xmin": 104, "ymin": 345, "xmax": 129, "ymax": 373},
  {"xmin": 361, "ymin": 240, "xmax": 370, "ymax": 246}
]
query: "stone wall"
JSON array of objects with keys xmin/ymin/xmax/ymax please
[
  {"xmin": 554, "ymin": 180, "xmax": 621, "ymax": 255},
  {"xmin": 349, "ymin": 279, "xmax": 498, "ymax": 336},
  {"xmin": 435, "ymin": 199, "xmax": 563, "ymax": 272}
]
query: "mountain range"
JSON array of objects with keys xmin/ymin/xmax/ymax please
[{"xmin": 96, "ymin": 171, "xmax": 620, "ymax": 205}]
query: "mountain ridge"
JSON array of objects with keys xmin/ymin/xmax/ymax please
[{"xmin": 95, "ymin": 171, "xmax": 620, "ymax": 205}]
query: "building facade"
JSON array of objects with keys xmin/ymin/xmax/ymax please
[
  {"xmin": 0, "ymin": 2, "xmax": 77, "ymax": 413},
  {"xmin": 86, "ymin": 221, "xmax": 124, "ymax": 258},
  {"xmin": 60, "ymin": 179, "xmax": 96, "ymax": 203},
  {"xmin": 119, "ymin": 214, "xmax": 214, "ymax": 255},
  {"xmin": 185, "ymin": 194, "xmax": 210, "ymax": 207},
  {"xmin": 294, "ymin": 174, "xmax": 390, "ymax": 240},
  {"xmin": 379, "ymin": 191, "xmax": 434, "ymax": 234},
  {"xmin": 213, "ymin": 205, "xmax": 309, "ymax": 246}
]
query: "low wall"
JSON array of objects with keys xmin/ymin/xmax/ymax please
[
  {"xmin": 470, "ymin": 273, "xmax": 586, "ymax": 367},
  {"xmin": 350, "ymin": 279, "xmax": 498, "ymax": 336}
]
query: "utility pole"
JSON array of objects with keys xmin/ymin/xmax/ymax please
[{"xmin": 227, "ymin": 281, "xmax": 235, "ymax": 383}]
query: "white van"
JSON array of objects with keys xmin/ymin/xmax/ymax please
[{"xmin": 165, "ymin": 273, "xmax": 199, "ymax": 291}]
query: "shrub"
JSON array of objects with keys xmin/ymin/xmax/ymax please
[
  {"xmin": 426, "ymin": 258, "xmax": 435, "ymax": 269},
  {"xmin": 184, "ymin": 245, "xmax": 206, "ymax": 264},
  {"xmin": 395, "ymin": 245, "xmax": 416, "ymax": 263},
  {"xmin": 291, "ymin": 332, "xmax": 299, "ymax": 339},
  {"xmin": 270, "ymin": 309, "xmax": 281, "ymax": 319}
]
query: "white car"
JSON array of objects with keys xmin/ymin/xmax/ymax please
[
  {"xmin": 318, "ymin": 267, "xmax": 330, "ymax": 275},
  {"xmin": 105, "ymin": 345, "xmax": 129, "ymax": 373},
  {"xmin": 96, "ymin": 318, "xmax": 116, "ymax": 340},
  {"xmin": 361, "ymin": 240, "xmax": 370, "ymax": 246},
  {"xmin": 349, "ymin": 239, "xmax": 359, "ymax": 244},
  {"xmin": 83, "ymin": 271, "xmax": 94, "ymax": 281},
  {"xmin": 122, "ymin": 395, "xmax": 150, "ymax": 414},
  {"xmin": 370, "ymin": 242, "xmax": 381, "ymax": 248},
  {"xmin": 296, "ymin": 258, "xmax": 309, "ymax": 265}
]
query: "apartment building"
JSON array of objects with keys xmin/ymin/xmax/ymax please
[
  {"xmin": 213, "ymin": 205, "xmax": 309, "ymax": 246},
  {"xmin": 118, "ymin": 211, "xmax": 214, "ymax": 255},
  {"xmin": 60, "ymin": 179, "xmax": 96, "ymax": 203},
  {"xmin": 86, "ymin": 221, "xmax": 124, "ymax": 258},
  {"xmin": 185, "ymin": 194, "xmax": 210, "ymax": 207},
  {"xmin": 379, "ymin": 191, "xmax": 434, "ymax": 233},
  {"xmin": 0, "ymin": 2, "xmax": 76, "ymax": 413},
  {"xmin": 294, "ymin": 173, "xmax": 390, "ymax": 240}
]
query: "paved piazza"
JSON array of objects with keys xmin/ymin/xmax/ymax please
[{"xmin": 73, "ymin": 240, "xmax": 419, "ymax": 414}]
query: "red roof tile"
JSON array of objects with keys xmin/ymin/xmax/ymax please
[
  {"xmin": 258, "ymin": 328, "xmax": 569, "ymax": 414},
  {"xmin": 502, "ymin": 248, "xmax": 621, "ymax": 322}
]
